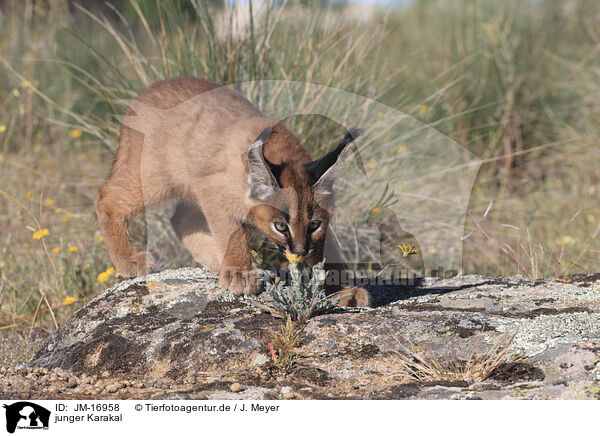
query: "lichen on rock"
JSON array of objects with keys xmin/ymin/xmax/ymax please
[{"xmin": 2, "ymin": 269, "xmax": 597, "ymax": 399}]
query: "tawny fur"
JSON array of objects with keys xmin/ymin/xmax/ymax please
[{"xmin": 95, "ymin": 77, "xmax": 370, "ymax": 307}]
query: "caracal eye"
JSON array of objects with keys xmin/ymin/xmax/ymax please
[
  {"xmin": 308, "ymin": 220, "xmax": 321, "ymax": 232},
  {"xmin": 273, "ymin": 221, "xmax": 289, "ymax": 233}
]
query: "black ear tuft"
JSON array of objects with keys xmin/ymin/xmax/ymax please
[
  {"xmin": 305, "ymin": 127, "xmax": 363, "ymax": 187},
  {"xmin": 340, "ymin": 128, "xmax": 363, "ymax": 149},
  {"xmin": 256, "ymin": 126, "xmax": 273, "ymax": 144}
]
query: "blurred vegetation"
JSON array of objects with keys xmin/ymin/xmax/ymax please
[{"xmin": 0, "ymin": 0, "xmax": 599, "ymax": 331}]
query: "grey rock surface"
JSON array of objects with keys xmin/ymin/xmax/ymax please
[{"xmin": 3, "ymin": 269, "xmax": 600, "ymax": 399}]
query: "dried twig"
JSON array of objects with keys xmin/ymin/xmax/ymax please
[{"xmin": 0, "ymin": 281, "xmax": 5, "ymax": 312}]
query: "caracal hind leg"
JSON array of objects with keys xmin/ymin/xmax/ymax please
[
  {"xmin": 170, "ymin": 201, "xmax": 220, "ymax": 273},
  {"xmin": 95, "ymin": 176, "xmax": 147, "ymax": 277}
]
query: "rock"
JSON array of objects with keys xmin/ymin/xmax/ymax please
[
  {"xmin": 1, "ymin": 268, "xmax": 596, "ymax": 400},
  {"xmin": 230, "ymin": 383, "xmax": 242, "ymax": 392},
  {"xmin": 281, "ymin": 386, "xmax": 295, "ymax": 399},
  {"xmin": 66, "ymin": 377, "xmax": 78, "ymax": 389},
  {"xmin": 252, "ymin": 354, "xmax": 269, "ymax": 367}
]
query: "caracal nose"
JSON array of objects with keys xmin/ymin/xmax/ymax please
[{"xmin": 291, "ymin": 244, "xmax": 309, "ymax": 256}]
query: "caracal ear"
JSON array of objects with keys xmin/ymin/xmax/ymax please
[
  {"xmin": 247, "ymin": 126, "xmax": 280, "ymax": 201},
  {"xmin": 305, "ymin": 127, "xmax": 363, "ymax": 196}
]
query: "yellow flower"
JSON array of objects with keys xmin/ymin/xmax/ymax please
[
  {"xmin": 397, "ymin": 243, "xmax": 418, "ymax": 258},
  {"xmin": 68, "ymin": 246, "xmax": 78, "ymax": 253},
  {"xmin": 54, "ymin": 207, "xmax": 63, "ymax": 213},
  {"xmin": 98, "ymin": 235, "xmax": 104, "ymax": 243},
  {"xmin": 62, "ymin": 213, "xmax": 72, "ymax": 223},
  {"xmin": 418, "ymin": 105, "xmax": 428, "ymax": 114},
  {"xmin": 557, "ymin": 236, "xmax": 575, "ymax": 246},
  {"xmin": 396, "ymin": 145, "xmax": 407, "ymax": 154},
  {"xmin": 0, "ymin": 154, "xmax": 3, "ymax": 163},
  {"xmin": 587, "ymin": 214, "xmax": 596, "ymax": 223},
  {"xmin": 32, "ymin": 228, "xmax": 49, "ymax": 239},
  {"xmin": 62, "ymin": 296, "xmax": 76, "ymax": 306},
  {"xmin": 0, "ymin": 125, "xmax": 6, "ymax": 133},
  {"xmin": 285, "ymin": 253, "xmax": 305, "ymax": 263},
  {"xmin": 12, "ymin": 89, "xmax": 20, "ymax": 97},
  {"xmin": 21, "ymin": 80, "xmax": 31, "ymax": 88},
  {"xmin": 84, "ymin": 263, "xmax": 90, "ymax": 269},
  {"xmin": 52, "ymin": 247, "xmax": 61, "ymax": 254},
  {"xmin": 25, "ymin": 190, "xmax": 33, "ymax": 199},
  {"xmin": 97, "ymin": 267, "xmax": 115, "ymax": 283},
  {"xmin": 69, "ymin": 129, "xmax": 82, "ymax": 139},
  {"xmin": 44, "ymin": 199, "xmax": 54, "ymax": 207}
]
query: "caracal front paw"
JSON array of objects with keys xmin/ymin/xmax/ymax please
[
  {"xmin": 115, "ymin": 251, "xmax": 149, "ymax": 278},
  {"xmin": 219, "ymin": 265, "xmax": 259, "ymax": 295}
]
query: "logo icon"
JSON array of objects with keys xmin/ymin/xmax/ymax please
[{"xmin": 2, "ymin": 402, "xmax": 50, "ymax": 434}]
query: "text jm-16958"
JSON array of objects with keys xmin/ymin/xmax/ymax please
[{"xmin": 70, "ymin": 404, "xmax": 120, "ymax": 412}]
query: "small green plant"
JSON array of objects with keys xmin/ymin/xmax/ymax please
[
  {"xmin": 0, "ymin": 330, "xmax": 47, "ymax": 367},
  {"xmin": 262, "ymin": 316, "xmax": 305, "ymax": 375},
  {"xmin": 249, "ymin": 261, "xmax": 348, "ymax": 322}
]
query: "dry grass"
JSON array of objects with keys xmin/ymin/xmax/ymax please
[
  {"xmin": 268, "ymin": 316, "xmax": 305, "ymax": 354},
  {"xmin": 264, "ymin": 316, "xmax": 305, "ymax": 374},
  {"xmin": 393, "ymin": 333, "xmax": 516, "ymax": 383}
]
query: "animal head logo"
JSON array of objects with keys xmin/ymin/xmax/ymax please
[{"xmin": 3, "ymin": 402, "xmax": 51, "ymax": 434}]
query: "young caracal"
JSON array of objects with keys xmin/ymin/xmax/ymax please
[{"xmin": 95, "ymin": 77, "xmax": 369, "ymax": 306}]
